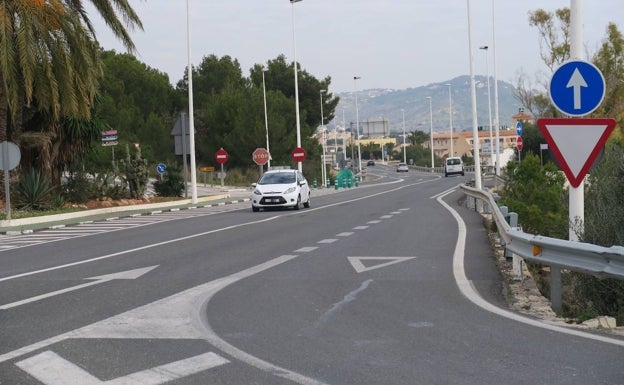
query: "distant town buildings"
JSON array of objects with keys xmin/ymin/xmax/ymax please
[{"xmin": 318, "ymin": 107, "xmax": 531, "ymax": 167}]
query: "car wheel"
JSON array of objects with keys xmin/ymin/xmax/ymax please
[
  {"xmin": 252, "ymin": 206, "xmax": 259, "ymax": 212},
  {"xmin": 294, "ymin": 195, "xmax": 301, "ymax": 210},
  {"xmin": 303, "ymin": 194, "xmax": 310, "ymax": 208},
  {"xmin": 445, "ymin": 173, "xmax": 448, "ymax": 177}
]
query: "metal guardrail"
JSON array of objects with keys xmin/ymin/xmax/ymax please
[
  {"xmin": 460, "ymin": 183, "xmax": 624, "ymax": 311},
  {"xmin": 460, "ymin": 184, "xmax": 624, "ymax": 279}
]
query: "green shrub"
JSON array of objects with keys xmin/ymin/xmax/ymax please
[
  {"xmin": 63, "ymin": 172, "xmax": 94, "ymax": 203},
  {"xmin": 15, "ymin": 169, "xmax": 55, "ymax": 210},
  {"xmin": 153, "ymin": 171, "xmax": 184, "ymax": 197}
]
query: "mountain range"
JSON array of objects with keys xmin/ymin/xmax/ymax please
[{"xmin": 331, "ymin": 75, "xmax": 521, "ymax": 135}]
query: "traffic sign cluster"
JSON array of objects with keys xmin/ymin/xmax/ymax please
[{"xmin": 538, "ymin": 59, "xmax": 614, "ymax": 187}]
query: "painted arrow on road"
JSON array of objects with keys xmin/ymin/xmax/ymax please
[{"xmin": 0, "ymin": 265, "xmax": 158, "ymax": 310}]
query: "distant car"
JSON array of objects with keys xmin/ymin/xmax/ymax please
[
  {"xmin": 396, "ymin": 162, "xmax": 409, "ymax": 172},
  {"xmin": 367, "ymin": 160, "xmax": 375, "ymax": 166},
  {"xmin": 444, "ymin": 157, "xmax": 465, "ymax": 177},
  {"xmin": 251, "ymin": 168, "xmax": 311, "ymax": 211}
]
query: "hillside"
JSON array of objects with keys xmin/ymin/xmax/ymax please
[{"xmin": 331, "ymin": 75, "xmax": 520, "ymax": 136}]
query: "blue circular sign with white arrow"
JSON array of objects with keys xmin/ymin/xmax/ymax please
[
  {"xmin": 156, "ymin": 163, "xmax": 167, "ymax": 175},
  {"xmin": 516, "ymin": 121, "xmax": 522, "ymax": 136},
  {"xmin": 549, "ymin": 60, "xmax": 605, "ymax": 117}
]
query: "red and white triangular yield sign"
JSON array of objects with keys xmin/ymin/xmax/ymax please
[{"xmin": 537, "ymin": 118, "xmax": 616, "ymax": 187}]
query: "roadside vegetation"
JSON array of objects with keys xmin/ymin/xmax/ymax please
[{"xmin": 502, "ymin": 7, "xmax": 624, "ymax": 324}]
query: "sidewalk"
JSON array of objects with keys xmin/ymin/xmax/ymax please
[
  {"xmin": 0, "ymin": 185, "xmax": 251, "ymax": 235},
  {"xmin": 0, "ymin": 184, "xmax": 344, "ymax": 235}
]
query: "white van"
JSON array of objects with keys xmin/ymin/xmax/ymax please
[{"xmin": 445, "ymin": 157, "xmax": 464, "ymax": 177}]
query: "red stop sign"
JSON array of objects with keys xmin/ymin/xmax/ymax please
[
  {"xmin": 516, "ymin": 136, "xmax": 523, "ymax": 151},
  {"xmin": 215, "ymin": 148, "xmax": 229, "ymax": 164},
  {"xmin": 252, "ymin": 148, "xmax": 269, "ymax": 166},
  {"xmin": 291, "ymin": 147, "xmax": 306, "ymax": 162}
]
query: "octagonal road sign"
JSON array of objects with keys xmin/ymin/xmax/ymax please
[{"xmin": 252, "ymin": 148, "xmax": 269, "ymax": 166}]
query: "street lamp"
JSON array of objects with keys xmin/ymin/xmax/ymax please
[
  {"xmin": 262, "ymin": 67, "xmax": 270, "ymax": 169},
  {"xmin": 320, "ymin": 89, "xmax": 327, "ymax": 186},
  {"xmin": 480, "ymin": 45, "xmax": 494, "ymax": 168},
  {"xmin": 354, "ymin": 76, "xmax": 362, "ymax": 174},
  {"xmin": 491, "ymin": 0, "xmax": 501, "ymax": 177},
  {"xmin": 466, "ymin": 0, "xmax": 482, "ymax": 190},
  {"xmin": 401, "ymin": 109, "xmax": 407, "ymax": 164},
  {"xmin": 426, "ymin": 96, "xmax": 434, "ymax": 171},
  {"xmin": 291, "ymin": 0, "xmax": 303, "ymax": 172},
  {"xmin": 186, "ymin": 0, "xmax": 198, "ymax": 203},
  {"xmin": 342, "ymin": 107, "xmax": 346, "ymax": 167},
  {"xmin": 446, "ymin": 83, "xmax": 453, "ymax": 157}
]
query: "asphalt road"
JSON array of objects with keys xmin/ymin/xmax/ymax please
[{"xmin": 0, "ymin": 166, "xmax": 622, "ymax": 384}]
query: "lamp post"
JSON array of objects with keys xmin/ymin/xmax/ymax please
[
  {"xmin": 320, "ymin": 89, "xmax": 327, "ymax": 185},
  {"xmin": 491, "ymin": 0, "xmax": 501, "ymax": 176},
  {"xmin": 426, "ymin": 96, "xmax": 434, "ymax": 171},
  {"xmin": 466, "ymin": 0, "xmax": 482, "ymax": 189},
  {"xmin": 354, "ymin": 76, "xmax": 362, "ymax": 174},
  {"xmin": 480, "ymin": 45, "xmax": 494, "ymax": 168},
  {"xmin": 262, "ymin": 67, "xmax": 270, "ymax": 169},
  {"xmin": 290, "ymin": 0, "xmax": 303, "ymax": 172},
  {"xmin": 186, "ymin": 0, "xmax": 197, "ymax": 203},
  {"xmin": 446, "ymin": 83, "xmax": 454, "ymax": 157},
  {"xmin": 342, "ymin": 108, "xmax": 346, "ymax": 167},
  {"xmin": 401, "ymin": 109, "xmax": 407, "ymax": 164}
]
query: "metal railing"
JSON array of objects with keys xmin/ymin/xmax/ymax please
[{"xmin": 460, "ymin": 184, "xmax": 624, "ymax": 312}]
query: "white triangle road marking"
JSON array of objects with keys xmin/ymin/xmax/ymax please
[{"xmin": 347, "ymin": 256, "xmax": 416, "ymax": 273}]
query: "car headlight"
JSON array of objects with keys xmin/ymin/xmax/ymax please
[
  {"xmin": 283, "ymin": 187, "xmax": 296, "ymax": 195},
  {"xmin": 253, "ymin": 188, "xmax": 262, "ymax": 195}
]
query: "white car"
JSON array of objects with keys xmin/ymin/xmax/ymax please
[
  {"xmin": 396, "ymin": 162, "xmax": 409, "ymax": 172},
  {"xmin": 251, "ymin": 169, "xmax": 311, "ymax": 211}
]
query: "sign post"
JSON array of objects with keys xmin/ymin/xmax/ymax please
[
  {"xmin": 253, "ymin": 148, "xmax": 269, "ymax": 175},
  {"xmin": 545, "ymin": 0, "xmax": 614, "ymax": 250},
  {"xmin": 1, "ymin": 141, "xmax": 21, "ymax": 220},
  {"xmin": 215, "ymin": 148, "xmax": 229, "ymax": 187}
]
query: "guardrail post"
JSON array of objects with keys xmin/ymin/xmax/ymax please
[
  {"xmin": 551, "ymin": 267, "xmax": 563, "ymax": 314},
  {"xmin": 499, "ymin": 206, "xmax": 509, "ymax": 249}
]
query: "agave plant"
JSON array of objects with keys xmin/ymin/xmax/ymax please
[{"xmin": 15, "ymin": 169, "xmax": 56, "ymax": 210}]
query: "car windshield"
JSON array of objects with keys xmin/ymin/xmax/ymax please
[
  {"xmin": 447, "ymin": 159, "xmax": 461, "ymax": 165},
  {"xmin": 259, "ymin": 172, "xmax": 296, "ymax": 185}
]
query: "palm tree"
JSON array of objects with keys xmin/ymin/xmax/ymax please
[
  {"xmin": 1, "ymin": 0, "xmax": 143, "ymax": 139},
  {"xmin": 0, "ymin": 0, "xmax": 143, "ymax": 182}
]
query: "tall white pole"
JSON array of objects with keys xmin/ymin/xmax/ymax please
[
  {"xmin": 354, "ymin": 76, "xmax": 362, "ymax": 174},
  {"xmin": 446, "ymin": 83, "xmax": 454, "ymax": 157},
  {"xmin": 492, "ymin": 0, "xmax": 501, "ymax": 176},
  {"xmin": 480, "ymin": 46, "xmax": 494, "ymax": 167},
  {"xmin": 186, "ymin": 0, "xmax": 198, "ymax": 203},
  {"xmin": 342, "ymin": 108, "xmax": 346, "ymax": 162},
  {"xmin": 320, "ymin": 89, "xmax": 326, "ymax": 185},
  {"xmin": 467, "ymin": 0, "xmax": 482, "ymax": 190},
  {"xmin": 569, "ymin": 0, "xmax": 583, "ymax": 241},
  {"xmin": 291, "ymin": 0, "xmax": 303, "ymax": 172},
  {"xmin": 401, "ymin": 109, "xmax": 407, "ymax": 164},
  {"xmin": 427, "ymin": 96, "xmax": 434, "ymax": 170},
  {"xmin": 262, "ymin": 68, "xmax": 271, "ymax": 169}
]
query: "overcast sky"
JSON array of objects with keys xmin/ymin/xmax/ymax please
[{"xmin": 89, "ymin": 1, "xmax": 621, "ymax": 93}]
